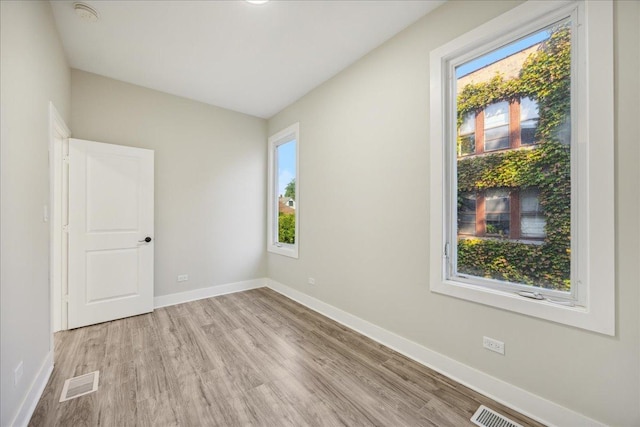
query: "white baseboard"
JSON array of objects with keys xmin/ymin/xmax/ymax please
[
  {"xmin": 11, "ymin": 350, "xmax": 54, "ymax": 427},
  {"xmin": 154, "ymin": 278, "xmax": 267, "ymax": 308},
  {"xmin": 265, "ymin": 279, "xmax": 604, "ymax": 427}
]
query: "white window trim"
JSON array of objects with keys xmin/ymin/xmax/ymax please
[
  {"xmin": 429, "ymin": 0, "xmax": 615, "ymax": 335},
  {"xmin": 267, "ymin": 123, "xmax": 300, "ymax": 258}
]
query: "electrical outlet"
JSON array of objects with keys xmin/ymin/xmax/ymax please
[
  {"xmin": 14, "ymin": 361, "xmax": 23, "ymax": 386},
  {"xmin": 308, "ymin": 277, "xmax": 315, "ymax": 285},
  {"xmin": 177, "ymin": 274, "xmax": 188, "ymax": 282},
  {"xmin": 483, "ymin": 336, "xmax": 505, "ymax": 355}
]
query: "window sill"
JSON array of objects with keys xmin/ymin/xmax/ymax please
[
  {"xmin": 431, "ymin": 278, "xmax": 613, "ymax": 336},
  {"xmin": 267, "ymin": 243, "xmax": 298, "ymax": 259}
]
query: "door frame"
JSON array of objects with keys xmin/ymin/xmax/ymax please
[{"xmin": 49, "ymin": 102, "xmax": 70, "ymax": 338}]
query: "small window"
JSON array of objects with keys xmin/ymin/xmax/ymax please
[
  {"xmin": 483, "ymin": 101, "xmax": 510, "ymax": 151},
  {"xmin": 268, "ymin": 123, "xmax": 299, "ymax": 258},
  {"xmin": 520, "ymin": 189, "xmax": 545, "ymax": 238},
  {"xmin": 458, "ymin": 113, "xmax": 476, "ymax": 156},
  {"xmin": 520, "ymin": 97, "xmax": 539, "ymax": 145}
]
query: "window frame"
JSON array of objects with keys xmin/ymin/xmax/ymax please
[
  {"xmin": 429, "ymin": 0, "xmax": 615, "ymax": 335},
  {"xmin": 267, "ymin": 123, "xmax": 300, "ymax": 258}
]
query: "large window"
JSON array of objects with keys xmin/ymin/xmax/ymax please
[
  {"xmin": 430, "ymin": 0, "xmax": 614, "ymax": 335},
  {"xmin": 268, "ymin": 123, "xmax": 299, "ymax": 258}
]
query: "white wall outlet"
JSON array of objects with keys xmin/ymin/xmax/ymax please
[
  {"xmin": 308, "ymin": 277, "xmax": 315, "ymax": 285},
  {"xmin": 483, "ymin": 336, "xmax": 505, "ymax": 355},
  {"xmin": 14, "ymin": 361, "xmax": 23, "ymax": 386},
  {"xmin": 177, "ymin": 274, "xmax": 188, "ymax": 282}
]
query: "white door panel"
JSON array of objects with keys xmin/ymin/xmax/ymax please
[{"xmin": 68, "ymin": 138, "xmax": 154, "ymax": 329}]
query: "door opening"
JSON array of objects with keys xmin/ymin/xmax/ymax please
[{"xmin": 49, "ymin": 103, "xmax": 71, "ymax": 335}]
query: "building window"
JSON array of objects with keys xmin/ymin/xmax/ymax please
[
  {"xmin": 458, "ymin": 113, "xmax": 476, "ymax": 156},
  {"xmin": 458, "ymin": 193, "xmax": 476, "ymax": 235},
  {"xmin": 457, "ymin": 189, "xmax": 544, "ymax": 240},
  {"xmin": 484, "ymin": 189, "xmax": 510, "ymax": 237},
  {"xmin": 430, "ymin": 0, "xmax": 615, "ymax": 334},
  {"xmin": 267, "ymin": 123, "xmax": 299, "ymax": 258},
  {"xmin": 483, "ymin": 101, "xmax": 510, "ymax": 151},
  {"xmin": 520, "ymin": 97, "xmax": 539, "ymax": 145},
  {"xmin": 520, "ymin": 189, "xmax": 545, "ymax": 238},
  {"xmin": 461, "ymin": 97, "xmax": 538, "ymax": 154}
]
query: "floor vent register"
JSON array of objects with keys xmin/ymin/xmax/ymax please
[
  {"xmin": 471, "ymin": 405, "xmax": 522, "ymax": 427},
  {"xmin": 59, "ymin": 371, "xmax": 100, "ymax": 402}
]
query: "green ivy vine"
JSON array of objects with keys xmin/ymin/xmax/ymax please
[{"xmin": 456, "ymin": 26, "xmax": 571, "ymax": 291}]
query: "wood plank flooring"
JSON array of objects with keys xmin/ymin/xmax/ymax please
[{"xmin": 30, "ymin": 288, "xmax": 543, "ymax": 426}]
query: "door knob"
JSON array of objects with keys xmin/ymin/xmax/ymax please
[{"xmin": 139, "ymin": 237, "xmax": 152, "ymax": 243}]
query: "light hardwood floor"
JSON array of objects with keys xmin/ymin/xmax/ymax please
[{"xmin": 30, "ymin": 288, "xmax": 542, "ymax": 426}]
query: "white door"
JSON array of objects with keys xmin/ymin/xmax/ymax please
[{"xmin": 68, "ymin": 138, "xmax": 154, "ymax": 329}]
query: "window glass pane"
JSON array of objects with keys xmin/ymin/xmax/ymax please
[
  {"xmin": 455, "ymin": 19, "xmax": 572, "ymax": 291},
  {"xmin": 485, "ymin": 190, "xmax": 510, "ymax": 236},
  {"xmin": 459, "ymin": 135, "xmax": 475, "ymax": 155},
  {"xmin": 486, "ymin": 213, "xmax": 510, "ymax": 236},
  {"xmin": 521, "ymin": 215, "xmax": 545, "ymax": 238},
  {"xmin": 458, "ymin": 113, "xmax": 476, "ymax": 155},
  {"xmin": 485, "ymin": 191, "xmax": 510, "ymax": 212},
  {"xmin": 520, "ymin": 189, "xmax": 545, "ymax": 238},
  {"xmin": 460, "ymin": 112, "xmax": 475, "ymax": 135},
  {"xmin": 520, "ymin": 97, "xmax": 539, "ymax": 121},
  {"xmin": 458, "ymin": 219, "xmax": 476, "ymax": 235},
  {"xmin": 521, "ymin": 97, "xmax": 539, "ymax": 145},
  {"xmin": 484, "ymin": 101, "xmax": 509, "ymax": 128},
  {"xmin": 458, "ymin": 193, "xmax": 476, "ymax": 235},
  {"xmin": 521, "ymin": 189, "xmax": 542, "ymax": 212},
  {"xmin": 484, "ymin": 125, "xmax": 509, "ymax": 151},
  {"xmin": 276, "ymin": 140, "xmax": 296, "ymax": 244},
  {"xmin": 521, "ymin": 119, "xmax": 539, "ymax": 145}
]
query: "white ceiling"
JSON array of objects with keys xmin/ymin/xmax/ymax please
[{"xmin": 50, "ymin": 0, "xmax": 444, "ymax": 118}]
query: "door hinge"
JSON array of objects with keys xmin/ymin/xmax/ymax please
[{"xmin": 444, "ymin": 242, "xmax": 450, "ymax": 258}]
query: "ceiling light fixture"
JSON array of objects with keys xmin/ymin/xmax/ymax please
[
  {"xmin": 246, "ymin": 0, "xmax": 269, "ymax": 5},
  {"xmin": 73, "ymin": 2, "xmax": 99, "ymax": 22}
]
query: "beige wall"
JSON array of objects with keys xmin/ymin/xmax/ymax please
[
  {"xmin": 267, "ymin": 1, "xmax": 640, "ymax": 425},
  {"xmin": 0, "ymin": 1, "xmax": 71, "ymax": 425},
  {"xmin": 70, "ymin": 70, "xmax": 267, "ymax": 298}
]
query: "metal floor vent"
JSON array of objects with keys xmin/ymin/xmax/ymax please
[
  {"xmin": 59, "ymin": 371, "xmax": 99, "ymax": 402},
  {"xmin": 471, "ymin": 405, "xmax": 522, "ymax": 427}
]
